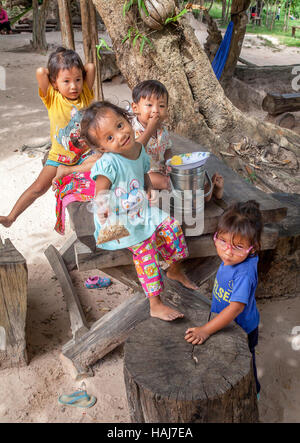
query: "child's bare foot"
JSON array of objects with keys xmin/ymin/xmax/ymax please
[
  {"xmin": 212, "ymin": 172, "xmax": 224, "ymax": 200},
  {"xmin": 0, "ymin": 215, "xmax": 14, "ymax": 228},
  {"xmin": 166, "ymin": 262, "xmax": 198, "ymax": 291},
  {"xmin": 149, "ymin": 296, "xmax": 184, "ymax": 321}
]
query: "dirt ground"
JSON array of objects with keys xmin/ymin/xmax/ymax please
[{"xmin": 0, "ymin": 25, "xmax": 299, "ymax": 423}]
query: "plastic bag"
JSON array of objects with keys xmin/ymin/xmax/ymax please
[
  {"xmin": 88, "ymin": 191, "xmax": 130, "ymax": 245},
  {"xmin": 96, "ymin": 223, "xmax": 130, "ymax": 245}
]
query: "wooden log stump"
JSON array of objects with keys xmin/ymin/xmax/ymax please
[
  {"xmin": 0, "ymin": 237, "xmax": 28, "ymax": 369},
  {"xmin": 124, "ymin": 308, "xmax": 259, "ymax": 423},
  {"xmin": 262, "ymin": 92, "xmax": 300, "ymax": 116}
]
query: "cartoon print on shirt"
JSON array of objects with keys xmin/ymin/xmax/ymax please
[
  {"xmin": 115, "ymin": 179, "xmax": 145, "ymax": 225},
  {"xmin": 55, "ymin": 106, "xmax": 82, "ymax": 154}
]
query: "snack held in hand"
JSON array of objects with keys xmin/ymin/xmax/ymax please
[{"xmin": 96, "ymin": 224, "xmax": 130, "ymax": 245}]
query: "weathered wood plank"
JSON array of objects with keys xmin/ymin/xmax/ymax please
[
  {"xmin": 75, "ymin": 226, "xmax": 279, "ymax": 271},
  {"xmin": 234, "ymin": 64, "xmax": 299, "ymax": 86},
  {"xmin": 66, "ymin": 136, "xmax": 287, "ymax": 244},
  {"xmin": 44, "ymin": 245, "xmax": 89, "ymax": 340},
  {"xmin": 170, "ymin": 133, "xmax": 288, "ymax": 224},
  {"xmin": 61, "ymin": 292, "xmax": 149, "ymax": 378},
  {"xmin": 59, "ymin": 232, "xmax": 78, "ymax": 270},
  {"xmin": 60, "ymin": 256, "xmax": 217, "ymax": 377},
  {"xmin": 0, "ymin": 237, "xmax": 28, "ymax": 369}
]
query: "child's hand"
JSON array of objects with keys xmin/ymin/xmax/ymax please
[
  {"xmin": 146, "ymin": 189, "xmax": 158, "ymax": 207},
  {"xmin": 97, "ymin": 207, "xmax": 109, "ymax": 225},
  {"xmin": 184, "ymin": 326, "xmax": 210, "ymax": 345},
  {"xmin": 52, "ymin": 165, "xmax": 71, "ymax": 190},
  {"xmin": 147, "ymin": 114, "xmax": 162, "ymax": 135}
]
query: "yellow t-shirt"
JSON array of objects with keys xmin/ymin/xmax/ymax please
[{"xmin": 39, "ymin": 82, "xmax": 94, "ymax": 165}]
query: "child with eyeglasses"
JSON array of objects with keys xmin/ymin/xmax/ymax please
[{"xmin": 185, "ymin": 200, "xmax": 263, "ymax": 396}]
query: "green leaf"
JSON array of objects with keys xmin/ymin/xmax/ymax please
[
  {"xmin": 143, "ymin": 35, "xmax": 153, "ymax": 48},
  {"xmin": 139, "ymin": 37, "xmax": 145, "ymax": 54},
  {"xmin": 165, "ymin": 7, "xmax": 188, "ymax": 24},
  {"xmin": 133, "ymin": 33, "xmax": 140, "ymax": 47},
  {"xmin": 98, "ymin": 38, "xmax": 112, "ymax": 51},
  {"xmin": 96, "ymin": 38, "xmax": 112, "ymax": 60},
  {"xmin": 138, "ymin": 0, "xmax": 149, "ymax": 16},
  {"xmin": 123, "ymin": 0, "xmax": 135, "ymax": 16}
]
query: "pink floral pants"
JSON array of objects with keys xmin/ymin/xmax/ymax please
[{"xmin": 128, "ymin": 217, "xmax": 188, "ymax": 297}]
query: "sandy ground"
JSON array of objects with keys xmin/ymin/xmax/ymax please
[{"xmin": 0, "ymin": 25, "xmax": 299, "ymax": 423}]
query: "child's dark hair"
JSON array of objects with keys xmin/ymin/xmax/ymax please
[
  {"xmin": 132, "ymin": 80, "xmax": 168, "ymax": 104},
  {"xmin": 47, "ymin": 47, "xmax": 86, "ymax": 84},
  {"xmin": 80, "ymin": 101, "xmax": 132, "ymax": 149},
  {"xmin": 216, "ymin": 200, "xmax": 263, "ymax": 254}
]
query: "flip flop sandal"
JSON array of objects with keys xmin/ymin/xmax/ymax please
[
  {"xmin": 84, "ymin": 276, "xmax": 112, "ymax": 289},
  {"xmin": 58, "ymin": 390, "xmax": 97, "ymax": 408}
]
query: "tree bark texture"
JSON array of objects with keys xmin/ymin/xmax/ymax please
[
  {"xmin": 31, "ymin": 0, "xmax": 50, "ymax": 52},
  {"xmin": 57, "ymin": 0, "xmax": 75, "ymax": 50},
  {"xmin": 124, "ymin": 309, "xmax": 259, "ymax": 423},
  {"xmin": 91, "ymin": 0, "xmax": 300, "ymax": 192}
]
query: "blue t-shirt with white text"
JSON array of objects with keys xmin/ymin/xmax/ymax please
[{"xmin": 211, "ymin": 255, "xmax": 260, "ymax": 334}]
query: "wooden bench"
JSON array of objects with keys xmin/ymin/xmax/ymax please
[
  {"xmin": 45, "ymin": 133, "xmax": 288, "ymax": 379},
  {"xmin": 292, "ymin": 26, "xmax": 300, "ymax": 37}
]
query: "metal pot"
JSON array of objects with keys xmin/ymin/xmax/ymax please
[
  {"xmin": 169, "ymin": 163, "xmax": 212, "ymax": 197},
  {"xmin": 168, "ymin": 163, "xmax": 213, "ymax": 236}
]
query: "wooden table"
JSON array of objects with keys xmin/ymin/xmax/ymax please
[{"xmin": 44, "ymin": 133, "xmax": 287, "ymax": 379}]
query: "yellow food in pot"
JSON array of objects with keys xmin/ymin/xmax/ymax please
[{"xmin": 170, "ymin": 155, "xmax": 183, "ymax": 166}]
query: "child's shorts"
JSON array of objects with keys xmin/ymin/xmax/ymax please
[
  {"xmin": 45, "ymin": 150, "xmax": 93, "ymax": 167},
  {"xmin": 128, "ymin": 216, "xmax": 188, "ymax": 298}
]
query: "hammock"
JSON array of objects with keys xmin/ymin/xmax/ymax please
[{"xmin": 211, "ymin": 21, "xmax": 234, "ymax": 80}]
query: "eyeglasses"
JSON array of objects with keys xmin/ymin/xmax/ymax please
[{"xmin": 213, "ymin": 232, "xmax": 253, "ymax": 257}]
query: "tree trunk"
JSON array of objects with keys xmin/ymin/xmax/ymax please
[
  {"xmin": 221, "ymin": 0, "xmax": 251, "ymax": 83},
  {"xmin": 203, "ymin": 10, "xmax": 222, "ymax": 62},
  {"xmin": 222, "ymin": 0, "xmax": 227, "ymax": 22},
  {"xmin": 284, "ymin": 3, "xmax": 291, "ymax": 32},
  {"xmin": 91, "ymin": 0, "xmax": 300, "ymax": 193},
  {"xmin": 31, "ymin": 0, "xmax": 50, "ymax": 52},
  {"xmin": 124, "ymin": 309, "xmax": 259, "ymax": 423},
  {"xmin": 283, "ymin": 4, "xmax": 288, "ymax": 31},
  {"xmin": 79, "ymin": 0, "xmax": 103, "ymax": 100},
  {"xmin": 265, "ymin": 1, "xmax": 269, "ymax": 26},
  {"xmin": 57, "ymin": 0, "xmax": 75, "ymax": 50},
  {"xmin": 225, "ymin": 0, "xmax": 232, "ymax": 22},
  {"xmin": 270, "ymin": 0, "xmax": 278, "ymax": 31}
]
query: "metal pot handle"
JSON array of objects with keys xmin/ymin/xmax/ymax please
[{"xmin": 203, "ymin": 171, "xmax": 213, "ymax": 198}]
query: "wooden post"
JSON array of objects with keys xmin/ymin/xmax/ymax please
[
  {"xmin": 57, "ymin": 0, "xmax": 75, "ymax": 50},
  {"xmin": 0, "ymin": 237, "xmax": 28, "ymax": 369},
  {"xmin": 124, "ymin": 308, "xmax": 259, "ymax": 423},
  {"xmin": 80, "ymin": 0, "xmax": 103, "ymax": 100}
]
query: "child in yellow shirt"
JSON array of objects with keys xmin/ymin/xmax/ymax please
[{"xmin": 0, "ymin": 47, "xmax": 100, "ymax": 228}]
